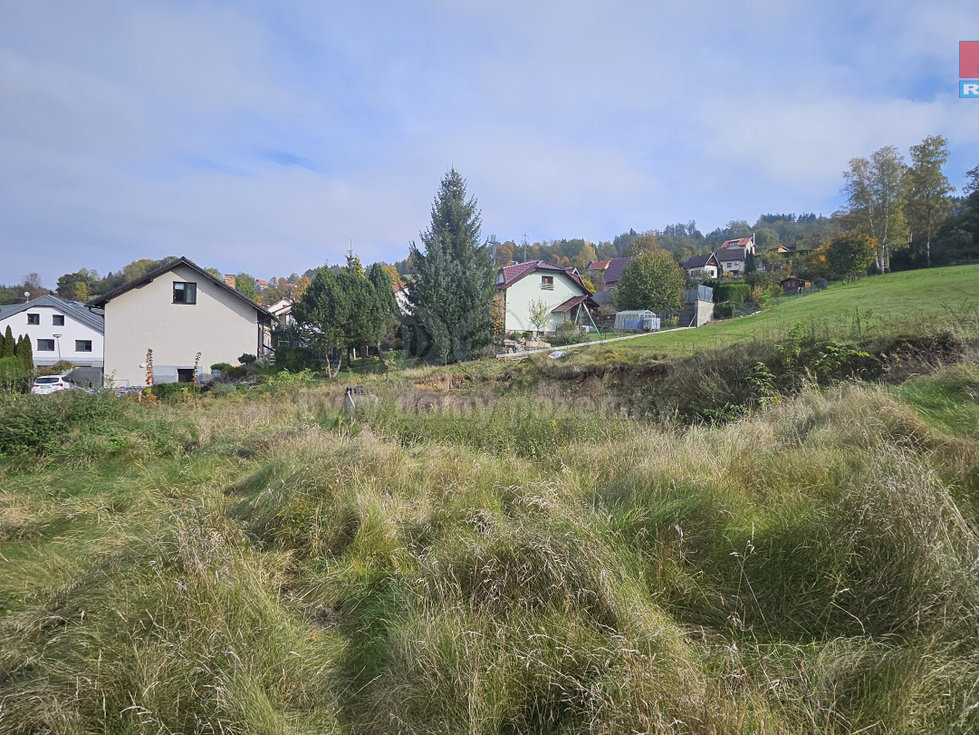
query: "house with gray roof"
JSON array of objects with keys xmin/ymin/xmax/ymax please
[{"xmin": 0, "ymin": 294, "xmax": 104, "ymax": 369}]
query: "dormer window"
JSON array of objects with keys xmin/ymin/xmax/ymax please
[
  {"xmin": 541, "ymin": 275, "xmax": 554, "ymax": 290},
  {"xmin": 173, "ymin": 282, "xmax": 197, "ymax": 304}
]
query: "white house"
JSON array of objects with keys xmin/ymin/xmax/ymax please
[
  {"xmin": 718, "ymin": 236, "xmax": 756, "ymax": 254},
  {"xmin": 0, "ymin": 294, "xmax": 104, "ymax": 369},
  {"xmin": 682, "ymin": 253, "xmax": 720, "ymax": 279},
  {"xmin": 716, "ymin": 247, "xmax": 749, "ymax": 275},
  {"xmin": 88, "ymin": 257, "xmax": 273, "ymax": 387},
  {"xmin": 496, "ymin": 260, "xmax": 596, "ymax": 334},
  {"xmin": 266, "ymin": 297, "xmax": 294, "ymax": 327}
]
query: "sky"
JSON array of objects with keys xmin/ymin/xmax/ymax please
[{"xmin": 1, "ymin": 0, "xmax": 978, "ymax": 288}]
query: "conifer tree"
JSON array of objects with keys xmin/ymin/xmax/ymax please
[
  {"xmin": 367, "ymin": 262, "xmax": 400, "ymax": 348},
  {"xmin": 1, "ymin": 326, "xmax": 14, "ymax": 358},
  {"xmin": 407, "ymin": 168, "xmax": 495, "ymax": 363},
  {"xmin": 16, "ymin": 334, "xmax": 33, "ymax": 372}
]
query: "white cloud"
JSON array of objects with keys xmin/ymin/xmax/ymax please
[{"xmin": 2, "ymin": 0, "xmax": 979, "ymax": 286}]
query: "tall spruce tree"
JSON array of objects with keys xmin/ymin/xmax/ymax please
[
  {"xmin": 1, "ymin": 326, "xmax": 14, "ymax": 358},
  {"xmin": 367, "ymin": 262, "xmax": 400, "ymax": 348},
  {"xmin": 15, "ymin": 334, "xmax": 33, "ymax": 372},
  {"xmin": 407, "ymin": 169, "xmax": 495, "ymax": 363}
]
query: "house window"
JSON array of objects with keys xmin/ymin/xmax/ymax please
[
  {"xmin": 75, "ymin": 340, "xmax": 92, "ymax": 352},
  {"xmin": 173, "ymin": 281, "xmax": 197, "ymax": 304},
  {"xmin": 177, "ymin": 368, "xmax": 195, "ymax": 383},
  {"xmin": 541, "ymin": 275, "xmax": 554, "ymax": 290},
  {"xmin": 52, "ymin": 315, "xmax": 65, "ymax": 326},
  {"xmin": 27, "ymin": 313, "xmax": 39, "ymax": 325},
  {"xmin": 37, "ymin": 339, "xmax": 55, "ymax": 351}
]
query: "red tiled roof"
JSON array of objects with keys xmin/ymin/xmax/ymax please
[
  {"xmin": 586, "ymin": 259, "xmax": 611, "ymax": 271},
  {"xmin": 720, "ymin": 237, "xmax": 752, "ymax": 249},
  {"xmin": 497, "ymin": 260, "xmax": 590, "ymax": 292},
  {"xmin": 551, "ymin": 294, "xmax": 592, "ymax": 313}
]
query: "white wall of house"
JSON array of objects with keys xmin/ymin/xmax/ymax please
[
  {"xmin": 502, "ymin": 271, "xmax": 583, "ymax": 333},
  {"xmin": 103, "ymin": 264, "xmax": 265, "ymax": 387},
  {"xmin": 720, "ymin": 259, "xmax": 744, "ymax": 274},
  {"xmin": 0, "ymin": 305, "xmax": 103, "ymax": 367},
  {"xmin": 688, "ymin": 265, "xmax": 718, "ymax": 278}
]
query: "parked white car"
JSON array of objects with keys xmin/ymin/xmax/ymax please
[{"xmin": 30, "ymin": 374, "xmax": 78, "ymax": 395}]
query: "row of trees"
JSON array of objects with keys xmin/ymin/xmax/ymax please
[
  {"xmin": 290, "ymin": 169, "xmax": 497, "ymax": 366},
  {"xmin": 289, "ymin": 257, "xmax": 399, "ymax": 373},
  {"xmin": 842, "ymin": 135, "xmax": 954, "ymax": 272},
  {"xmin": 0, "ymin": 326, "xmax": 35, "ymax": 393}
]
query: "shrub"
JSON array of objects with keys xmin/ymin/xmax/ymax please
[
  {"xmin": 37, "ymin": 360, "xmax": 76, "ymax": 376},
  {"xmin": 714, "ymin": 282, "xmax": 751, "ymax": 305},
  {"xmin": 0, "ymin": 390, "xmax": 127, "ymax": 456},
  {"xmin": 148, "ymin": 382, "xmax": 198, "ymax": 402},
  {"xmin": 713, "ymin": 302, "xmax": 733, "ymax": 320},
  {"xmin": 0, "ymin": 356, "xmax": 29, "ymax": 394}
]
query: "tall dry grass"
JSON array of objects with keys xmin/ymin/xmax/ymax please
[{"xmin": 1, "ymin": 369, "xmax": 977, "ymax": 733}]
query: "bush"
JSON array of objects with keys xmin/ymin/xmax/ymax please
[
  {"xmin": 713, "ymin": 302, "xmax": 733, "ymax": 320},
  {"xmin": 148, "ymin": 382, "xmax": 198, "ymax": 402},
  {"xmin": 546, "ymin": 321, "xmax": 586, "ymax": 346},
  {"xmin": 0, "ymin": 356, "xmax": 30, "ymax": 394},
  {"xmin": 0, "ymin": 390, "xmax": 126, "ymax": 456},
  {"xmin": 714, "ymin": 282, "xmax": 751, "ymax": 305},
  {"xmin": 38, "ymin": 360, "xmax": 76, "ymax": 376},
  {"xmin": 273, "ymin": 345, "xmax": 322, "ymax": 374}
]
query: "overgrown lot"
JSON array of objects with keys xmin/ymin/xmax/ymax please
[{"xmin": 1, "ymin": 350, "xmax": 978, "ymax": 732}]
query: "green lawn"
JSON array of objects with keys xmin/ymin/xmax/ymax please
[{"xmin": 591, "ymin": 265, "xmax": 979, "ymax": 357}]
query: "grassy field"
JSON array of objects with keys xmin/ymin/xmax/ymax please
[
  {"xmin": 1, "ymin": 268, "xmax": 979, "ymax": 733},
  {"xmin": 585, "ymin": 264, "xmax": 979, "ymax": 357},
  {"xmin": 1, "ymin": 352, "xmax": 978, "ymax": 733}
]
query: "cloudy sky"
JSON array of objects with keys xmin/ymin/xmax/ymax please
[{"xmin": 2, "ymin": 1, "xmax": 978, "ymax": 287}]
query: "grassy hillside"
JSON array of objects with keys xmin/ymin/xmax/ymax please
[
  {"xmin": 593, "ymin": 264, "xmax": 979, "ymax": 357},
  {"xmin": 1, "ymin": 355, "xmax": 978, "ymax": 732}
]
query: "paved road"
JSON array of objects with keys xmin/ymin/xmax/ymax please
[{"xmin": 495, "ymin": 326, "xmax": 695, "ymax": 359}]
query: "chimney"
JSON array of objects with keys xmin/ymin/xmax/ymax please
[{"xmin": 224, "ymin": 274, "xmax": 236, "ymax": 289}]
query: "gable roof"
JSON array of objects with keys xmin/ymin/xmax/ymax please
[
  {"xmin": 496, "ymin": 260, "xmax": 590, "ymax": 293},
  {"xmin": 0, "ymin": 294, "xmax": 104, "ymax": 333},
  {"xmin": 683, "ymin": 253, "xmax": 719, "ymax": 269},
  {"xmin": 87, "ymin": 256, "xmax": 272, "ymax": 318},
  {"xmin": 550, "ymin": 294, "xmax": 597, "ymax": 313},
  {"xmin": 602, "ymin": 256, "xmax": 635, "ymax": 286},
  {"xmin": 720, "ymin": 237, "xmax": 753, "ymax": 249},
  {"xmin": 716, "ymin": 247, "xmax": 747, "ymax": 262},
  {"xmin": 586, "ymin": 259, "xmax": 611, "ymax": 272}
]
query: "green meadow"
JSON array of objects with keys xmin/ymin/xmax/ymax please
[{"xmin": 598, "ymin": 264, "xmax": 979, "ymax": 357}]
